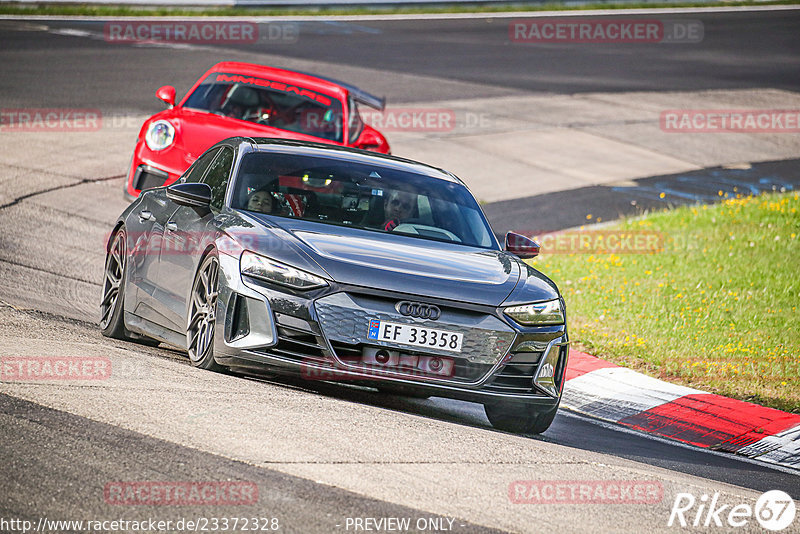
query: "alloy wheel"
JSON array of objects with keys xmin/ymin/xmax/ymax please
[
  {"xmin": 100, "ymin": 230, "xmax": 125, "ymax": 330},
  {"xmin": 187, "ymin": 255, "xmax": 220, "ymax": 363}
]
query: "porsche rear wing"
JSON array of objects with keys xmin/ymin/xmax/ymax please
[
  {"xmin": 346, "ymin": 85, "xmax": 386, "ymax": 111},
  {"xmin": 295, "ymin": 69, "xmax": 385, "ymax": 111}
]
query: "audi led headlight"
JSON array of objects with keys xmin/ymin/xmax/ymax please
[
  {"xmin": 144, "ymin": 120, "xmax": 175, "ymax": 151},
  {"xmin": 240, "ymin": 251, "xmax": 327, "ymax": 290},
  {"xmin": 504, "ymin": 299, "xmax": 564, "ymax": 326}
]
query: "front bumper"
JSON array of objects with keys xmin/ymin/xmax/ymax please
[
  {"xmin": 125, "ymin": 140, "xmax": 186, "ymax": 200},
  {"xmin": 212, "ymin": 253, "xmax": 569, "ymax": 405},
  {"xmin": 125, "ymin": 163, "xmax": 179, "ymax": 200}
]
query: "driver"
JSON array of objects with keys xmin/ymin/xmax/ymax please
[
  {"xmin": 246, "ymin": 187, "xmax": 275, "ymax": 214},
  {"xmin": 383, "ymin": 190, "xmax": 416, "ymax": 231}
]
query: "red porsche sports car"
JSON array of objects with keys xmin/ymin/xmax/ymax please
[{"xmin": 125, "ymin": 61, "xmax": 390, "ymax": 199}]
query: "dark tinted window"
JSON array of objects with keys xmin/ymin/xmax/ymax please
[
  {"xmin": 203, "ymin": 147, "xmax": 234, "ymax": 210},
  {"xmin": 184, "ymin": 73, "xmax": 344, "ymax": 142},
  {"xmin": 182, "ymin": 148, "xmax": 219, "ymax": 183},
  {"xmin": 232, "ymin": 152, "xmax": 496, "ymax": 249}
]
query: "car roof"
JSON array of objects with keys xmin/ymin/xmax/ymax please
[
  {"xmin": 206, "ymin": 62, "xmax": 384, "ymax": 109},
  {"xmin": 236, "ymin": 137, "xmax": 462, "ymax": 185}
]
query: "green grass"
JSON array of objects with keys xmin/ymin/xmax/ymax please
[
  {"xmin": 1, "ymin": 0, "xmax": 797, "ymax": 17},
  {"xmin": 528, "ymin": 191, "xmax": 800, "ymax": 413}
]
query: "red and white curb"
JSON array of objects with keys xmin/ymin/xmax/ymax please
[{"xmin": 561, "ymin": 350, "xmax": 800, "ymax": 471}]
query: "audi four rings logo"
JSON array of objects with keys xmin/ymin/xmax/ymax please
[{"xmin": 396, "ymin": 301, "xmax": 441, "ymax": 320}]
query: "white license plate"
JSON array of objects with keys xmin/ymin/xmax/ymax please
[{"xmin": 367, "ymin": 319, "xmax": 463, "ymax": 353}]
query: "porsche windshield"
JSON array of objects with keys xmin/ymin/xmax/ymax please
[
  {"xmin": 233, "ymin": 152, "xmax": 497, "ymax": 249},
  {"xmin": 183, "ymin": 73, "xmax": 344, "ymax": 142}
]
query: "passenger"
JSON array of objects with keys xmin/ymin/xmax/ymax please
[{"xmin": 383, "ymin": 190, "xmax": 416, "ymax": 231}]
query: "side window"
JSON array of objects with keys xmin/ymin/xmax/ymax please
[
  {"xmin": 181, "ymin": 148, "xmax": 220, "ymax": 183},
  {"xmin": 203, "ymin": 147, "xmax": 234, "ymax": 211}
]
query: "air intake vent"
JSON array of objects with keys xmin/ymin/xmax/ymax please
[
  {"xmin": 484, "ymin": 362, "xmax": 538, "ymax": 393},
  {"xmin": 133, "ymin": 165, "xmax": 169, "ymax": 191}
]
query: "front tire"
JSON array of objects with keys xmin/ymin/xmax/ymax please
[
  {"xmin": 484, "ymin": 401, "xmax": 559, "ymax": 434},
  {"xmin": 187, "ymin": 252, "xmax": 223, "ymax": 371}
]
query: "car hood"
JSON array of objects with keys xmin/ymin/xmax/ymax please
[
  {"xmin": 225, "ymin": 212, "xmax": 562, "ymax": 307},
  {"xmin": 242, "ymin": 216, "xmax": 522, "ymax": 306}
]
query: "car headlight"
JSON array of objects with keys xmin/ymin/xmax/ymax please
[
  {"xmin": 504, "ymin": 299, "xmax": 564, "ymax": 326},
  {"xmin": 144, "ymin": 120, "xmax": 175, "ymax": 151},
  {"xmin": 240, "ymin": 251, "xmax": 328, "ymax": 290}
]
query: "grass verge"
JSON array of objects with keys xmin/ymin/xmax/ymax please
[
  {"xmin": 528, "ymin": 191, "xmax": 799, "ymax": 413},
  {"xmin": 0, "ymin": 0, "xmax": 797, "ymax": 17}
]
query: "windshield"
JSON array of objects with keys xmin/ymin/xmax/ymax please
[
  {"xmin": 233, "ymin": 152, "xmax": 497, "ymax": 249},
  {"xmin": 183, "ymin": 73, "xmax": 345, "ymax": 143}
]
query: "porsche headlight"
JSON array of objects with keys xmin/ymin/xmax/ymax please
[
  {"xmin": 240, "ymin": 251, "xmax": 328, "ymax": 290},
  {"xmin": 504, "ymin": 299, "xmax": 564, "ymax": 326},
  {"xmin": 144, "ymin": 120, "xmax": 175, "ymax": 151}
]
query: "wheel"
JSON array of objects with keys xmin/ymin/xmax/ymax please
[
  {"xmin": 100, "ymin": 228, "xmax": 129, "ymax": 339},
  {"xmin": 483, "ymin": 401, "xmax": 560, "ymax": 434},
  {"xmin": 187, "ymin": 252, "xmax": 224, "ymax": 371},
  {"xmin": 100, "ymin": 227, "xmax": 162, "ymax": 346}
]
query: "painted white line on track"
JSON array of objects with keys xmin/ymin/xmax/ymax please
[
  {"xmin": 1, "ymin": 4, "xmax": 799, "ymax": 22},
  {"xmin": 50, "ymin": 28, "xmax": 92, "ymax": 37},
  {"xmin": 563, "ymin": 366, "xmax": 704, "ymax": 421},
  {"xmin": 737, "ymin": 423, "xmax": 800, "ymax": 468}
]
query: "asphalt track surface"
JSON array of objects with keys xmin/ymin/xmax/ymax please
[
  {"xmin": 1, "ymin": 10, "xmax": 799, "ymax": 533},
  {"xmin": 0, "ymin": 393, "xmax": 505, "ymax": 534},
  {"xmin": 2, "ymin": 10, "xmax": 800, "ymax": 110},
  {"xmin": 484, "ymin": 158, "xmax": 800, "ymax": 236}
]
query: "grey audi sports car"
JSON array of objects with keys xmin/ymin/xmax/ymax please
[{"xmin": 101, "ymin": 137, "xmax": 569, "ymax": 433}]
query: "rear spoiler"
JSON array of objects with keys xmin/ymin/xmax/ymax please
[
  {"xmin": 294, "ymin": 69, "xmax": 385, "ymax": 111},
  {"xmin": 346, "ymin": 86, "xmax": 386, "ymax": 111}
]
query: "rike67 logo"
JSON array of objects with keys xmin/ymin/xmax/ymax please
[{"xmin": 668, "ymin": 490, "xmax": 796, "ymax": 531}]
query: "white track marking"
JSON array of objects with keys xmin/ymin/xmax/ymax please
[{"xmin": 563, "ymin": 367, "xmax": 705, "ymax": 422}]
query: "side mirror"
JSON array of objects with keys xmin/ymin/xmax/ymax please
[
  {"xmin": 166, "ymin": 182, "xmax": 211, "ymax": 208},
  {"xmin": 354, "ymin": 128, "xmax": 386, "ymax": 152},
  {"xmin": 504, "ymin": 232, "xmax": 540, "ymax": 259},
  {"xmin": 156, "ymin": 85, "xmax": 176, "ymax": 108}
]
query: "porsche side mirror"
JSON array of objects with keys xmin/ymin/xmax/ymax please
[
  {"xmin": 504, "ymin": 232, "xmax": 540, "ymax": 259},
  {"xmin": 156, "ymin": 85, "xmax": 176, "ymax": 108},
  {"xmin": 166, "ymin": 182, "xmax": 211, "ymax": 208},
  {"xmin": 354, "ymin": 128, "xmax": 385, "ymax": 152}
]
